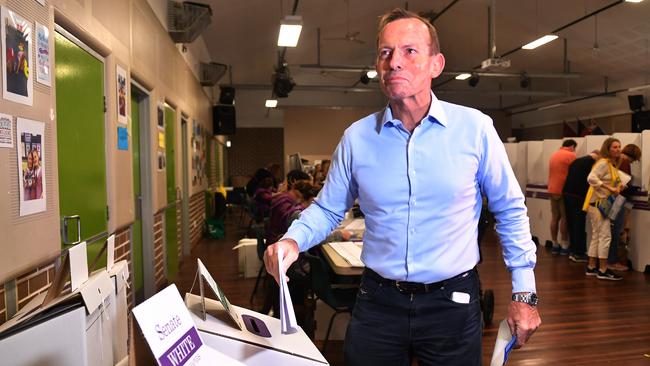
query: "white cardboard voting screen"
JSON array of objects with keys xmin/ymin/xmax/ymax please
[
  {"xmin": 106, "ymin": 234, "xmax": 115, "ymax": 270},
  {"xmin": 69, "ymin": 241, "xmax": 89, "ymax": 292},
  {"xmin": 196, "ymin": 259, "xmax": 243, "ymax": 330},
  {"xmin": 132, "ymin": 284, "xmax": 245, "ymax": 366}
]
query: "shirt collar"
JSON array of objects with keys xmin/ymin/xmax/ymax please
[{"xmin": 377, "ymin": 91, "xmax": 448, "ymax": 133}]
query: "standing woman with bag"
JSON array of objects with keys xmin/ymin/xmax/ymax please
[{"xmin": 583, "ymin": 138, "xmax": 623, "ymax": 281}]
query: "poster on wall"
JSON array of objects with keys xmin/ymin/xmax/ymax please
[
  {"xmin": 116, "ymin": 65, "xmax": 128, "ymax": 125},
  {"xmin": 35, "ymin": 22, "xmax": 50, "ymax": 87},
  {"xmin": 0, "ymin": 113, "xmax": 13, "ymax": 148},
  {"xmin": 157, "ymin": 103, "xmax": 164, "ymax": 129},
  {"xmin": 17, "ymin": 118, "xmax": 46, "ymax": 216},
  {"xmin": 157, "ymin": 151, "xmax": 166, "ymax": 171},
  {"xmin": 191, "ymin": 120, "xmax": 206, "ymax": 186},
  {"xmin": 1, "ymin": 7, "xmax": 33, "ymax": 106}
]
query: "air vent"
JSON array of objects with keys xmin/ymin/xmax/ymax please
[
  {"xmin": 167, "ymin": 1, "xmax": 212, "ymax": 44},
  {"xmin": 200, "ymin": 62, "xmax": 227, "ymax": 86}
]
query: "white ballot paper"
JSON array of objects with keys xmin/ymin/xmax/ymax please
[
  {"xmin": 132, "ymin": 284, "xmax": 245, "ymax": 366},
  {"xmin": 490, "ymin": 319, "xmax": 517, "ymax": 366},
  {"xmin": 278, "ymin": 248, "xmax": 298, "ymax": 334},
  {"xmin": 329, "ymin": 241, "xmax": 364, "ymax": 267}
]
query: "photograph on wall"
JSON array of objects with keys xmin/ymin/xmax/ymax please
[
  {"xmin": 1, "ymin": 6, "xmax": 33, "ymax": 106},
  {"xmin": 157, "ymin": 151, "xmax": 166, "ymax": 171},
  {"xmin": 116, "ymin": 65, "xmax": 127, "ymax": 124},
  {"xmin": 191, "ymin": 120, "xmax": 206, "ymax": 187},
  {"xmin": 17, "ymin": 118, "xmax": 46, "ymax": 216},
  {"xmin": 35, "ymin": 22, "xmax": 50, "ymax": 86},
  {"xmin": 0, "ymin": 113, "xmax": 13, "ymax": 148},
  {"xmin": 157, "ymin": 103, "xmax": 164, "ymax": 129}
]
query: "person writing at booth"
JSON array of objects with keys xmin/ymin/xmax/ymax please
[{"xmin": 264, "ymin": 8, "xmax": 540, "ymax": 365}]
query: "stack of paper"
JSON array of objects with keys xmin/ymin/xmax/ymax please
[
  {"xmin": 278, "ymin": 248, "xmax": 298, "ymax": 334},
  {"xmin": 490, "ymin": 319, "xmax": 517, "ymax": 366},
  {"xmin": 329, "ymin": 241, "xmax": 364, "ymax": 267}
]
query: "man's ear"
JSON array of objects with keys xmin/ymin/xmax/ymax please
[{"xmin": 431, "ymin": 53, "xmax": 445, "ymax": 79}]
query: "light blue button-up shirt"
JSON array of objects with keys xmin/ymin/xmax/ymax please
[{"xmin": 283, "ymin": 93, "xmax": 537, "ymax": 293}]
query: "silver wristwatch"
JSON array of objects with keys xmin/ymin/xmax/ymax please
[{"xmin": 512, "ymin": 292, "xmax": 538, "ymax": 307}]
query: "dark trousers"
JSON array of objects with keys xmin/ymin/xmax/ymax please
[
  {"xmin": 344, "ymin": 269, "xmax": 482, "ymax": 366},
  {"xmin": 564, "ymin": 195, "xmax": 587, "ymax": 255},
  {"xmin": 608, "ymin": 207, "xmax": 626, "ymax": 264}
]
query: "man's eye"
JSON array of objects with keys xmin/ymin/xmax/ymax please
[
  {"xmin": 380, "ymin": 50, "xmax": 391, "ymax": 57},
  {"xmin": 406, "ymin": 48, "xmax": 417, "ymax": 54}
]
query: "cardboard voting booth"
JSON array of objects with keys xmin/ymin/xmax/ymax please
[
  {"xmin": 186, "ymin": 293, "xmax": 329, "ymax": 365},
  {"xmin": 233, "ymin": 238, "xmax": 262, "ymax": 278},
  {"xmin": 0, "ymin": 257, "xmax": 115, "ymax": 366},
  {"xmin": 109, "ymin": 259, "xmax": 130, "ymax": 364}
]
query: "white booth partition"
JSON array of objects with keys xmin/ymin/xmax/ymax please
[
  {"xmin": 526, "ymin": 141, "xmax": 545, "ymax": 185},
  {"xmin": 584, "ymin": 135, "xmax": 611, "ymax": 155},
  {"xmin": 505, "ymin": 142, "xmax": 528, "ymax": 194},
  {"xmin": 612, "ymin": 132, "xmax": 642, "ymax": 187},
  {"xmin": 525, "ymin": 141, "xmax": 550, "ymax": 246},
  {"xmin": 572, "ymin": 137, "xmax": 587, "ymax": 157}
]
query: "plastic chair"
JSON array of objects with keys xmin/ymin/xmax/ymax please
[
  {"xmin": 249, "ymin": 223, "xmax": 267, "ymax": 304},
  {"xmin": 304, "ymin": 251, "xmax": 357, "ymax": 354}
]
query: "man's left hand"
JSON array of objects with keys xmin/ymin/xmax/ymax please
[{"xmin": 506, "ymin": 300, "xmax": 541, "ymax": 348}]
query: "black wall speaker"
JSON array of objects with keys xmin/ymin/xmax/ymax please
[
  {"xmin": 219, "ymin": 86, "xmax": 236, "ymax": 105},
  {"xmin": 631, "ymin": 111, "xmax": 650, "ymax": 133},
  {"xmin": 213, "ymin": 105, "xmax": 236, "ymax": 135},
  {"xmin": 628, "ymin": 95, "xmax": 644, "ymax": 111}
]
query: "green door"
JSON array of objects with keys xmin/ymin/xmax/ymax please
[
  {"xmin": 55, "ymin": 32, "xmax": 107, "ymax": 260},
  {"xmin": 165, "ymin": 105, "xmax": 179, "ymax": 278},
  {"xmin": 131, "ymin": 92, "xmax": 144, "ymax": 294}
]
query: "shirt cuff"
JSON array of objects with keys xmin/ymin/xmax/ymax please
[
  {"xmin": 511, "ymin": 268, "xmax": 537, "ymax": 293},
  {"xmin": 280, "ymin": 229, "xmax": 309, "ymax": 252}
]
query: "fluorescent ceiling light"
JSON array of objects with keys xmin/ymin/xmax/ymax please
[
  {"xmin": 522, "ymin": 35, "xmax": 559, "ymax": 50},
  {"xmin": 628, "ymin": 84, "xmax": 650, "ymax": 92},
  {"xmin": 265, "ymin": 99, "xmax": 278, "ymax": 108},
  {"xmin": 366, "ymin": 70, "xmax": 378, "ymax": 79},
  {"xmin": 455, "ymin": 73, "xmax": 472, "ymax": 80},
  {"xmin": 277, "ymin": 15, "xmax": 303, "ymax": 47},
  {"xmin": 226, "ymin": 140, "xmax": 232, "ymax": 148},
  {"xmin": 625, "ymin": 0, "xmax": 643, "ymax": 3}
]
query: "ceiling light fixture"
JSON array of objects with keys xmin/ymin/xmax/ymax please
[
  {"xmin": 277, "ymin": 15, "xmax": 303, "ymax": 47},
  {"xmin": 226, "ymin": 140, "xmax": 232, "ymax": 148},
  {"xmin": 265, "ymin": 99, "xmax": 278, "ymax": 108},
  {"xmin": 455, "ymin": 73, "xmax": 472, "ymax": 80},
  {"xmin": 468, "ymin": 74, "xmax": 480, "ymax": 87},
  {"xmin": 625, "ymin": 0, "xmax": 643, "ymax": 3},
  {"xmin": 522, "ymin": 35, "xmax": 559, "ymax": 50},
  {"xmin": 366, "ymin": 70, "xmax": 378, "ymax": 79}
]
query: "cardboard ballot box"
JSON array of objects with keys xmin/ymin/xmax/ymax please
[
  {"xmin": 108, "ymin": 260, "xmax": 130, "ymax": 364},
  {"xmin": 185, "ymin": 293, "xmax": 329, "ymax": 366},
  {"xmin": 233, "ymin": 238, "xmax": 262, "ymax": 278},
  {"xmin": 0, "ymin": 270, "xmax": 115, "ymax": 366}
]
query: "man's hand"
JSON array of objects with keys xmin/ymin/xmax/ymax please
[
  {"xmin": 263, "ymin": 239, "xmax": 300, "ymax": 284},
  {"xmin": 507, "ymin": 300, "xmax": 541, "ymax": 348}
]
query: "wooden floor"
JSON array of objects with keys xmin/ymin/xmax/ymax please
[{"xmin": 173, "ymin": 214, "xmax": 650, "ymax": 365}]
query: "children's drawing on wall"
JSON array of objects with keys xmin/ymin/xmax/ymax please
[
  {"xmin": 116, "ymin": 65, "xmax": 127, "ymax": 124},
  {"xmin": 1, "ymin": 7, "xmax": 33, "ymax": 106},
  {"xmin": 0, "ymin": 113, "xmax": 13, "ymax": 148},
  {"xmin": 17, "ymin": 118, "xmax": 46, "ymax": 216},
  {"xmin": 35, "ymin": 22, "xmax": 50, "ymax": 86},
  {"xmin": 191, "ymin": 120, "xmax": 206, "ymax": 186}
]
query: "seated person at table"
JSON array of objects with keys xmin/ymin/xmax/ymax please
[
  {"xmin": 252, "ymin": 177, "xmax": 274, "ymax": 221},
  {"xmin": 277, "ymin": 169, "xmax": 312, "ymax": 194}
]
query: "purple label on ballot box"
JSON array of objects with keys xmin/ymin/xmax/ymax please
[{"xmin": 158, "ymin": 327, "xmax": 203, "ymax": 366}]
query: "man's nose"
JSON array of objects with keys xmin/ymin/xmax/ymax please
[{"xmin": 389, "ymin": 52, "xmax": 403, "ymax": 70}]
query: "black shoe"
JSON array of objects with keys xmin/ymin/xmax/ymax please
[
  {"xmin": 585, "ymin": 267, "xmax": 598, "ymax": 277},
  {"xmin": 597, "ymin": 269, "xmax": 623, "ymax": 281},
  {"xmin": 551, "ymin": 245, "xmax": 560, "ymax": 255},
  {"xmin": 569, "ymin": 254, "xmax": 588, "ymax": 263}
]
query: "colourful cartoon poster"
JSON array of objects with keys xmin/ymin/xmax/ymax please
[
  {"xmin": 35, "ymin": 22, "xmax": 50, "ymax": 86},
  {"xmin": 1, "ymin": 7, "xmax": 33, "ymax": 106},
  {"xmin": 17, "ymin": 118, "xmax": 46, "ymax": 216},
  {"xmin": 116, "ymin": 65, "xmax": 127, "ymax": 125}
]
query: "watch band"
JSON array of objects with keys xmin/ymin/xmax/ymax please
[{"xmin": 512, "ymin": 292, "xmax": 538, "ymax": 306}]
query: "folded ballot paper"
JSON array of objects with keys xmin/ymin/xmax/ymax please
[
  {"xmin": 490, "ymin": 319, "xmax": 518, "ymax": 366},
  {"xmin": 278, "ymin": 248, "xmax": 299, "ymax": 334}
]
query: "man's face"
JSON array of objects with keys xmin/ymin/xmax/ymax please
[{"xmin": 376, "ymin": 18, "xmax": 444, "ymax": 102}]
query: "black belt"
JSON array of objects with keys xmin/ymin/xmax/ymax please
[{"xmin": 364, "ymin": 268, "xmax": 475, "ymax": 294}]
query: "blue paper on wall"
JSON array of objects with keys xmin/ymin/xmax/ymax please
[{"xmin": 117, "ymin": 126, "xmax": 128, "ymax": 150}]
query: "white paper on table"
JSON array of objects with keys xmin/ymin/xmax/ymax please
[
  {"xmin": 277, "ymin": 248, "xmax": 298, "ymax": 334},
  {"xmin": 69, "ymin": 241, "xmax": 88, "ymax": 292},
  {"xmin": 344, "ymin": 218, "xmax": 365, "ymax": 231},
  {"xmin": 490, "ymin": 319, "xmax": 517, "ymax": 366},
  {"xmin": 329, "ymin": 241, "xmax": 365, "ymax": 267},
  {"xmin": 106, "ymin": 234, "xmax": 115, "ymax": 270}
]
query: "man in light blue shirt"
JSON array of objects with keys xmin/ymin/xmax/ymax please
[{"xmin": 264, "ymin": 8, "xmax": 541, "ymax": 366}]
